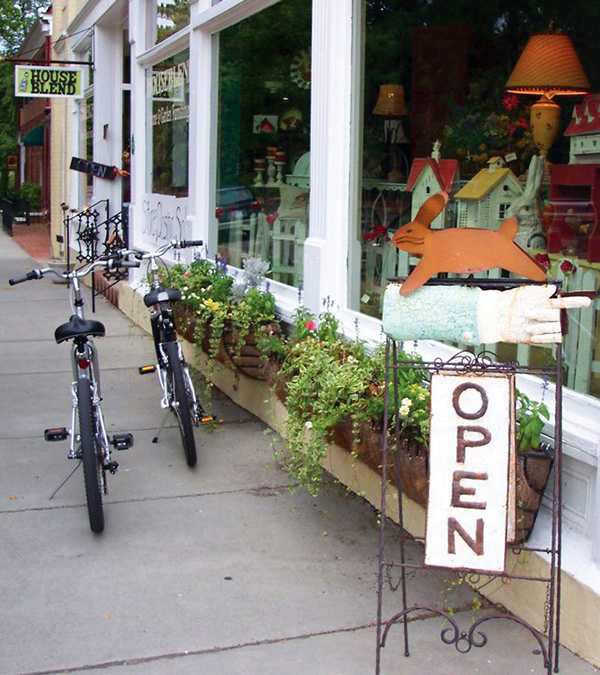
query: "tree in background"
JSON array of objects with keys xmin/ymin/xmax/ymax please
[
  {"xmin": 0, "ymin": 1, "xmax": 51, "ymax": 194},
  {"xmin": 0, "ymin": 0, "xmax": 50, "ymax": 56}
]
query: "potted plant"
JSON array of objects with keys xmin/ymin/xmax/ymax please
[
  {"xmin": 514, "ymin": 389, "xmax": 553, "ymax": 543},
  {"xmin": 169, "ymin": 255, "xmax": 286, "ymax": 382},
  {"xmin": 273, "ymin": 308, "xmax": 553, "ymax": 543},
  {"xmin": 272, "ymin": 306, "xmax": 429, "ymax": 496}
]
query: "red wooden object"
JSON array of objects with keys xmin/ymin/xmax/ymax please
[{"xmin": 548, "ymin": 164, "xmax": 600, "ymax": 262}]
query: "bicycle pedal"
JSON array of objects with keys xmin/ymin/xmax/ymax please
[
  {"xmin": 200, "ymin": 415, "xmax": 222, "ymax": 425},
  {"xmin": 105, "ymin": 461, "xmax": 119, "ymax": 474},
  {"xmin": 44, "ymin": 427, "xmax": 69, "ymax": 442},
  {"xmin": 111, "ymin": 433, "xmax": 134, "ymax": 450},
  {"xmin": 139, "ymin": 365, "xmax": 156, "ymax": 374}
]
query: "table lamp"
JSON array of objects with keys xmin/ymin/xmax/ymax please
[
  {"xmin": 373, "ymin": 84, "xmax": 409, "ymax": 181},
  {"xmin": 505, "ymin": 29, "xmax": 590, "ymax": 161}
]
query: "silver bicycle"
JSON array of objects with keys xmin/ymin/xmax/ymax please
[{"xmin": 9, "ymin": 256, "xmax": 139, "ymax": 533}]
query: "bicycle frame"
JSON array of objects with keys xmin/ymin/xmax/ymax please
[
  {"xmin": 117, "ymin": 240, "xmax": 209, "ymax": 459},
  {"xmin": 9, "ymin": 256, "xmax": 138, "ymax": 487},
  {"xmin": 121, "ymin": 239, "xmax": 204, "ymax": 417}
]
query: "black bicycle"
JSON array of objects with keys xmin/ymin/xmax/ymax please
[
  {"xmin": 9, "ymin": 256, "xmax": 138, "ymax": 533},
  {"xmin": 119, "ymin": 239, "xmax": 213, "ymax": 467}
]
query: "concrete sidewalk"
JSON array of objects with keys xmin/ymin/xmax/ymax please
[{"xmin": 1, "ymin": 228, "xmax": 597, "ymax": 675}]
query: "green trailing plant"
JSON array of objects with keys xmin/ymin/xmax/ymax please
[
  {"xmin": 273, "ymin": 308, "xmax": 430, "ymax": 495},
  {"xmin": 168, "ymin": 255, "xmax": 285, "ymax": 387}
]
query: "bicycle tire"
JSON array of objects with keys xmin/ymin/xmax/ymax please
[
  {"xmin": 164, "ymin": 341, "xmax": 198, "ymax": 467},
  {"xmin": 77, "ymin": 376, "xmax": 105, "ymax": 533}
]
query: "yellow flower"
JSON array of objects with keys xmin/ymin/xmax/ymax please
[{"xmin": 203, "ymin": 299, "xmax": 220, "ymax": 311}]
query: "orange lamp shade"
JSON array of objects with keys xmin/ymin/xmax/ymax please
[
  {"xmin": 373, "ymin": 84, "xmax": 408, "ymax": 116},
  {"xmin": 505, "ymin": 33, "xmax": 590, "ymax": 97}
]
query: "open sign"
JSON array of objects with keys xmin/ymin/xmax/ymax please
[{"xmin": 425, "ymin": 373, "xmax": 515, "ymax": 573}]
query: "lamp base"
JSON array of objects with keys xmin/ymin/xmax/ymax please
[{"xmin": 530, "ymin": 95, "xmax": 561, "ymax": 159}]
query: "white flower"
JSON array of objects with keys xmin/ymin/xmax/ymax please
[
  {"xmin": 305, "ymin": 421, "xmax": 313, "ymax": 430},
  {"xmin": 399, "ymin": 405, "xmax": 411, "ymax": 417},
  {"xmin": 401, "ymin": 397, "xmax": 412, "ymax": 408}
]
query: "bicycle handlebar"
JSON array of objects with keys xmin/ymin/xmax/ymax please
[
  {"xmin": 8, "ymin": 256, "xmax": 141, "ymax": 286},
  {"xmin": 9, "ymin": 270, "xmax": 42, "ymax": 285},
  {"xmin": 116, "ymin": 238, "xmax": 204, "ymax": 262}
]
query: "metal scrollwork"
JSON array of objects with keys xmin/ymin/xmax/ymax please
[
  {"xmin": 102, "ymin": 211, "xmax": 128, "ymax": 282},
  {"xmin": 75, "ymin": 208, "xmax": 101, "ymax": 263},
  {"xmin": 431, "ymin": 350, "xmax": 519, "ymax": 376}
]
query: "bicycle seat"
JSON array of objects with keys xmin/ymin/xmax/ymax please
[
  {"xmin": 143, "ymin": 288, "xmax": 182, "ymax": 307},
  {"xmin": 54, "ymin": 315, "xmax": 106, "ymax": 343}
]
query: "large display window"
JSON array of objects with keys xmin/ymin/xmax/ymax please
[
  {"xmin": 148, "ymin": 48, "xmax": 190, "ymax": 197},
  {"xmin": 353, "ymin": 0, "xmax": 600, "ymax": 397},
  {"xmin": 215, "ymin": 0, "xmax": 312, "ymax": 282}
]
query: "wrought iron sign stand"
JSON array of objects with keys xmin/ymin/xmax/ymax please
[
  {"xmin": 62, "ymin": 200, "xmax": 129, "ymax": 311},
  {"xmin": 375, "ymin": 280, "xmax": 565, "ymax": 675}
]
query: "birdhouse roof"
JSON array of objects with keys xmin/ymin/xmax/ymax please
[
  {"xmin": 454, "ymin": 167, "xmax": 521, "ymax": 200},
  {"xmin": 406, "ymin": 158, "xmax": 460, "ymax": 193},
  {"xmin": 564, "ymin": 94, "xmax": 600, "ymax": 136}
]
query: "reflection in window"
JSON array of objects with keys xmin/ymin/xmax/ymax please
[
  {"xmin": 216, "ymin": 0, "xmax": 312, "ymax": 283},
  {"xmin": 155, "ymin": 0, "xmax": 190, "ymax": 45},
  {"xmin": 148, "ymin": 49, "xmax": 189, "ymax": 196},
  {"xmin": 81, "ymin": 93, "xmax": 93, "ymax": 202},
  {"xmin": 356, "ymin": 0, "xmax": 599, "ymax": 321},
  {"xmin": 354, "ymin": 0, "xmax": 600, "ymax": 399}
]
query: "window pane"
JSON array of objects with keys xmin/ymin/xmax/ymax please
[
  {"xmin": 155, "ymin": 0, "xmax": 190, "ymax": 45},
  {"xmin": 354, "ymin": 0, "xmax": 600, "ymax": 398},
  {"xmin": 148, "ymin": 49, "xmax": 189, "ymax": 196},
  {"xmin": 215, "ymin": 0, "xmax": 312, "ymax": 282}
]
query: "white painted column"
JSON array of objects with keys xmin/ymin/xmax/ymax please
[
  {"xmin": 128, "ymin": 0, "xmax": 150, "ymax": 249},
  {"xmin": 189, "ymin": 0, "xmax": 215, "ymax": 249},
  {"xmin": 91, "ymin": 25, "xmax": 122, "ymax": 213},
  {"xmin": 304, "ymin": 0, "xmax": 353, "ymax": 315},
  {"xmin": 593, "ymin": 459, "xmax": 600, "ymax": 562}
]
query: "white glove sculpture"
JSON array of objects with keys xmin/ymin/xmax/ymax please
[{"xmin": 382, "ymin": 283, "xmax": 591, "ymax": 345}]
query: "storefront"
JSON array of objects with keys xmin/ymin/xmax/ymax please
[{"xmin": 51, "ymin": 0, "xmax": 600, "ymax": 660}]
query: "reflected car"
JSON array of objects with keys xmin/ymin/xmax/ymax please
[{"xmin": 215, "ymin": 186, "xmax": 260, "ymax": 223}]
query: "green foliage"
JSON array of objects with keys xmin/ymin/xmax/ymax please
[
  {"xmin": 0, "ymin": 1, "xmax": 50, "ymax": 56},
  {"xmin": 0, "ymin": 1, "xmax": 50, "ymax": 193},
  {"xmin": 0, "ymin": 62, "xmax": 17, "ymax": 193},
  {"xmin": 18, "ymin": 182, "xmax": 41, "ymax": 210},
  {"xmin": 441, "ymin": 73, "xmax": 537, "ymax": 176},
  {"xmin": 168, "ymin": 256, "xmax": 234, "ymax": 310},
  {"xmin": 274, "ymin": 308, "xmax": 429, "ymax": 495},
  {"xmin": 516, "ymin": 389, "xmax": 550, "ymax": 452},
  {"xmin": 168, "ymin": 256, "xmax": 283, "ymax": 386}
]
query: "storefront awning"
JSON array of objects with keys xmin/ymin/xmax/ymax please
[{"xmin": 23, "ymin": 125, "xmax": 44, "ymax": 147}]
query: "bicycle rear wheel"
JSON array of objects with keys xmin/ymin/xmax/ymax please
[
  {"xmin": 164, "ymin": 341, "xmax": 197, "ymax": 467},
  {"xmin": 77, "ymin": 376, "xmax": 105, "ymax": 533}
]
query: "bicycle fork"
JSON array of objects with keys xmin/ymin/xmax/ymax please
[{"xmin": 148, "ymin": 342, "xmax": 210, "ymax": 444}]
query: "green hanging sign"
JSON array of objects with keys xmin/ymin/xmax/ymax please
[{"xmin": 14, "ymin": 65, "xmax": 84, "ymax": 98}]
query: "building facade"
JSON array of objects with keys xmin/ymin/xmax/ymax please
[{"xmin": 49, "ymin": 0, "xmax": 600, "ymax": 664}]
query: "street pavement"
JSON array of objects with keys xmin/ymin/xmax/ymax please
[{"xmin": 1, "ymin": 227, "xmax": 598, "ymax": 674}]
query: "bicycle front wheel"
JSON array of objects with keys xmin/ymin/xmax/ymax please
[
  {"xmin": 77, "ymin": 376, "xmax": 105, "ymax": 533},
  {"xmin": 164, "ymin": 341, "xmax": 197, "ymax": 467}
]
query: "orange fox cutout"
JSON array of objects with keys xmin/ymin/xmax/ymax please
[{"xmin": 391, "ymin": 191, "xmax": 547, "ymax": 296}]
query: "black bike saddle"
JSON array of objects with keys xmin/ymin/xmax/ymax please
[
  {"xmin": 54, "ymin": 315, "xmax": 106, "ymax": 343},
  {"xmin": 143, "ymin": 288, "xmax": 182, "ymax": 307}
]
